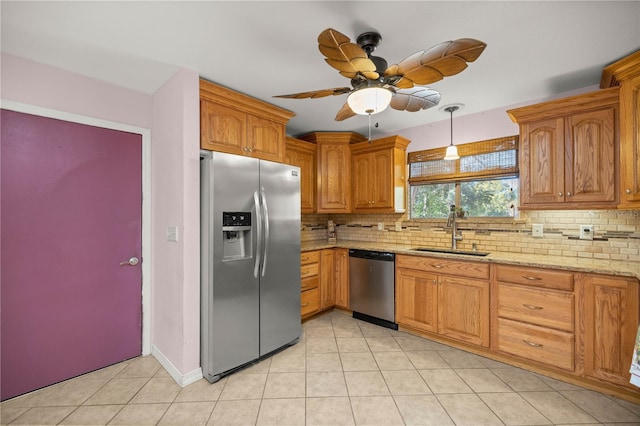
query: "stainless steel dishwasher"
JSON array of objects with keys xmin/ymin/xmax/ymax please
[{"xmin": 349, "ymin": 249, "xmax": 397, "ymax": 330}]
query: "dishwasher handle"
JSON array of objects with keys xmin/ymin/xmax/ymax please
[{"xmin": 349, "ymin": 249, "xmax": 395, "ymax": 262}]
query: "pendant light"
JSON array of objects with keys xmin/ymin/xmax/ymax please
[{"xmin": 443, "ymin": 105, "xmax": 460, "ymax": 161}]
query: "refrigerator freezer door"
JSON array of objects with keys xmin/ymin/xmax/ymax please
[
  {"xmin": 258, "ymin": 160, "xmax": 302, "ymax": 356},
  {"xmin": 201, "ymin": 152, "xmax": 261, "ymax": 380}
]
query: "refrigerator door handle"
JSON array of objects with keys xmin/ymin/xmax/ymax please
[
  {"xmin": 260, "ymin": 187, "xmax": 269, "ymax": 277},
  {"xmin": 253, "ymin": 190, "xmax": 262, "ymax": 278}
]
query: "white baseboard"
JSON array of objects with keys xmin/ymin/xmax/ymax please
[{"xmin": 151, "ymin": 344, "xmax": 203, "ymax": 387}]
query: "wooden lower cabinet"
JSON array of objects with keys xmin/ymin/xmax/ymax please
[
  {"xmin": 334, "ymin": 248, "xmax": 349, "ymax": 309},
  {"xmin": 493, "ymin": 264, "xmax": 576, "ymax": 372},
  {"xmin": 301, "ymin": 248, "xmax": 350, "ymax": 318},
  {"xmin": 320, "ymin": 249, "xmax": 336, "ymax": 310},
  {"xmin": 395, "ymin": 255, "xmax": 490, "ymax": 347},
  {"xmin": 300, "ymin": 251, "xmax": 320, "ymax": 319},
  {"xmin": 578, "ymin": 273, "xmax": 640, "ymax": 388}
]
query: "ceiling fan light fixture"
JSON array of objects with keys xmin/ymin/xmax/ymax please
[{"xmin": 347, "ymin": 87, "xmax": 392, "ymax": 115}]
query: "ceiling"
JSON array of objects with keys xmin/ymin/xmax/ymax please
[{"xmin": 2, "ymin": 1, "xmax": 639, "ymax": 138}]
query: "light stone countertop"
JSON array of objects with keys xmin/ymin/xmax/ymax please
[{"xmin": 301, "ymin": 240, "xmax": 640, "ymax": 280}]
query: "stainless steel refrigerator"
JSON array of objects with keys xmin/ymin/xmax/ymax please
[{"xmin": 200, "ymin": 151, "xmax": 302, "ymax": 383}]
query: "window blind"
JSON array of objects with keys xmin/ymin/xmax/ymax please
[{"xmin": 408, "ymin": 135, "xmax": 519, "ymax": 184}]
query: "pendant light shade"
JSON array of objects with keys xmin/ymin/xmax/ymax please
[
  {"xmin": 347, "ymin": 87, "xmax": 392, "ymax": 115},
  {"xmin": 443, "ymin": 105, "xmax": 460, "ymax": 161}
]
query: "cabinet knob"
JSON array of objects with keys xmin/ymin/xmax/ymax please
[
  {"xmin": 567, "ymin": 192, "xmax": 572, "ymax": 197},
  {"xmin": 558, "ymin": 192, "xmax": 563, "ymax": 196},
  {"xmin": 626, "ymin": 189, "xmax": 632, "ymax": 194}
]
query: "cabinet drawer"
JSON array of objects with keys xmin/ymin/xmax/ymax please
[
  {"xmin": 396, "ymin": 255, "xmax": 489, "ymax": 280},
  {"xmin": 301, "ymin": 276, "xmax": 319, "ymax": 292},
  {"xmin": 301, "ymin": 288, "xmax": 320, "ymax": 317},
  {"xmin": 301, "ymin": 251, "xmax": 320, "ymax": 265},
  {"xmin": 498, "ymin": 283, "xmax": 574, "ymax": 332},
  {"xmin": 495, "ymin": 264, "xmax": 573, "ymax": 291},
  {"xmin": 497, "ymin": 318, "xmax": 574, "ymax": 371},
  {"xmin": 301, "ymin": 263, "xmax": 319, "ymax": 279}
]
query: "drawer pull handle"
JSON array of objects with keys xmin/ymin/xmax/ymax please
[
  {"xmin": 432, "ymin": 264, "xmax": 445, "ymax": 269},
  {"xmin": 523, "ymin": 304, "xmax": 543, "ymax": 310},
  {"xmin": 522, "ymin": 340, "xmax": 543, "ymax": 348},
  {"xmin": 301, "ymin": 302, "xmax": 309, "ymax": 307},
  {"xmin": 522, "ymin": 275, "xmax": 542, "ymax": 281},
  {"xmin": 301, "ymin": 256, "xmax": 309, "ymax": 261},
  {"xmin": 301, "ymin": 284, "xmax": 308, "ymax": 288}
]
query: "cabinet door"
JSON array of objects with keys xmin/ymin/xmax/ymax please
[
  {"xmin": 317, "ymin": 143, "xmax": 351, "ymax": 212},
  {"xmin": 620, "ymin": 74, "xmax": 640, "ymax": 206},
  {"xmin": 372, "ymin": 149, "xmax": 394, "ymax": 208},
  {"xmin": 395, "ymin": 268, "xmax": 438, "ymax": 333},
  {"xmin": 438, "ymin": 275, "xmax": 490, "ymax": 347},
  {"xmin": 352, "ymin": 152, "xmax": 373, "ymax": 210},
  {"xmin": 247, "ymin": 115, "xmax": 284, "ymax": 162},
  {"xmin": 565, "ymin": 108, "xmax": 616, "ymax": 203},
  {"xmin": 319, "ymin": 249, "xmax": 336, "ymax": 310},
  {"xmin": 334, "ymin": 248, "xmax": 349, "ymax": 309},
  {"xmin": 285, "ymin": 142, "xmax": 316, "ymax": 213},
  {"xmin": 200, "ymin": 100, "xmax": 246, "ymax": 153},
  {"xmin": 581, "ymin": 275, "xmax": 639, "ymax": 387},
  {"xmin": 520, "ymin": 118, "xmax": 565, "ymax": 205}
]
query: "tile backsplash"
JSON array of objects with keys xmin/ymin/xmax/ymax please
[{"xmin": 302, "ymin": 210, "xmax": 640, "ymax": 262}]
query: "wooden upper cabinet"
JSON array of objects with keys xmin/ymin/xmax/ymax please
[
  {"xmin": 299, "ymin": 132, "xmax": 367, "ymax": 213},
  {"xmin": 508, "ymin": 87, "xmax": 619, "ymax": 209},
  {"xmin": 351, "ymin": 135, "xmax": 410, "ymax": 213},
  {"xmin": 601, "ymin": 50, "xmax": 640, "ymax": 208},
  {"xmin": 200, "ymin": 101, "xmax": 246, "ymax": 152},
  {"xmin": 199, "ymin": 79, "xmax": 294, "ymax": 162},
  {"xmin": 519, "ymin": 117, "xmax": 565, "ymax": 204},
  {"xmin": 285, "ymin": 137, "xmax": 316, "ymax": 213},
  {"xmin": 565, "ymin": 108, "xmax": 616, "ymax": 203}
]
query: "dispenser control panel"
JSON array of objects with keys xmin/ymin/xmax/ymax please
[{"xmin": 223, "ymin": 212, "xmax": 251, "ymax": 227}]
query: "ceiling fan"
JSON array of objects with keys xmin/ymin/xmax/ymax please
[{"xmin": 275, "ymin": 28, "xmax": 487, "ymax": 121}]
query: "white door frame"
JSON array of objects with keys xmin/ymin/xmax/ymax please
[{"xmin": 1, "ymin": 99, "xmax": 152, "ymax": 356}]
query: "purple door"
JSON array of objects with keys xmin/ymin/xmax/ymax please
[{"xmin": 1, "ymin": 109, "xmax": 143, "ymax": 400}]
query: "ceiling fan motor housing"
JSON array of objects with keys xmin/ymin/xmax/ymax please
[{"xmin": 357, "ymin": 32, "xmax": 388, "ymax": 73}]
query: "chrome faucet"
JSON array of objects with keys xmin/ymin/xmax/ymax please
[{"xmin": 446, "ymin": 204, "xmax": 463, "ymax": 250}]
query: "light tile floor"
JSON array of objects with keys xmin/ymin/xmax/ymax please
[{"xmin": 3, "ymin": 310, "xmax": 640, "ymax": 425}]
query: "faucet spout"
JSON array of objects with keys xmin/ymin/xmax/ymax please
[{"xmin": 448, "ymin": 204, "xmax": 463, "ymax": 250}]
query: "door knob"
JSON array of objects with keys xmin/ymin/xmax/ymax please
[{"xmin": 120, "ymin": 257, "xmax": 139, "ymax": 266}]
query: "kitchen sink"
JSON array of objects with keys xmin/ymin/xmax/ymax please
[{"xmin": 411, "ymin": 247, "xmax": 490, "ymax": 257}]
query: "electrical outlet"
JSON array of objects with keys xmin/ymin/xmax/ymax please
[
  {"xmin": 580, "ymin": 224, "xmax": 594, "ymax": 240},
  {"xmin": 532, "ymin": 223, "xmax": 543, "ymax": 238},
  {"xmin": 377, "ymin": 222, "xmax": 384, "ymax": 231}
]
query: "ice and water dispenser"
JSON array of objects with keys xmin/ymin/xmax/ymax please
[{"xmin": 222, "ymin": 212, "xmax": 252, "ymax": 260}]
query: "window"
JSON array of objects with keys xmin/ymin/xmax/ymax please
[{"xmin": 409, "ymin": 136, "xmax": 519, "ymax": 218}]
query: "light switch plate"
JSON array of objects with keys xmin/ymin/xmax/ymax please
[
  {"xmin": 167, "ymin": 226, "xmax": 178, "ymax": 242},
  {"xmin": 580, "ymin": 224, "xmax": 594, "ymax": 240},
  {"xmin": 377, "ymin": 222, "xmax": 384, "ymax": 231},
  {"xmin": 532, "ymin": 223, "xmax": 543, "ymax": 238}
]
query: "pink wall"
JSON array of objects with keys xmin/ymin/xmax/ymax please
[
  {"xmin": 1, "ymin": 53, "xmax": 153, "ymax": 128},
  {"xmin": 387, "ymin": 85, "xmax": 599, "ymax": 152},
  {"xmin": 2, "ymin": 53, "xmax": 202, "ymax": 382},
  {"xmin": 150, "ymin": 68, "xmax": 201, "ymax": 378}
]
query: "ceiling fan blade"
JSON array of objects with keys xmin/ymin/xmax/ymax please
[
  {"xmin": 390, "ymin": 88, "xmax": 441, "ymax": 112},
  {"xmin": 274, "ymin": 87, "xmax": 352, "ymax": 99},
  {"xmin": 318, "ymin": 28, "xmax": 380, "ymax": 80},
  {"xmin": 384, "ymin": 38, "xmax": 486, "ymax": 87},
  {"xmin": 335, "ymin": 103, "xmax": 357, "ymax": 121}
]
